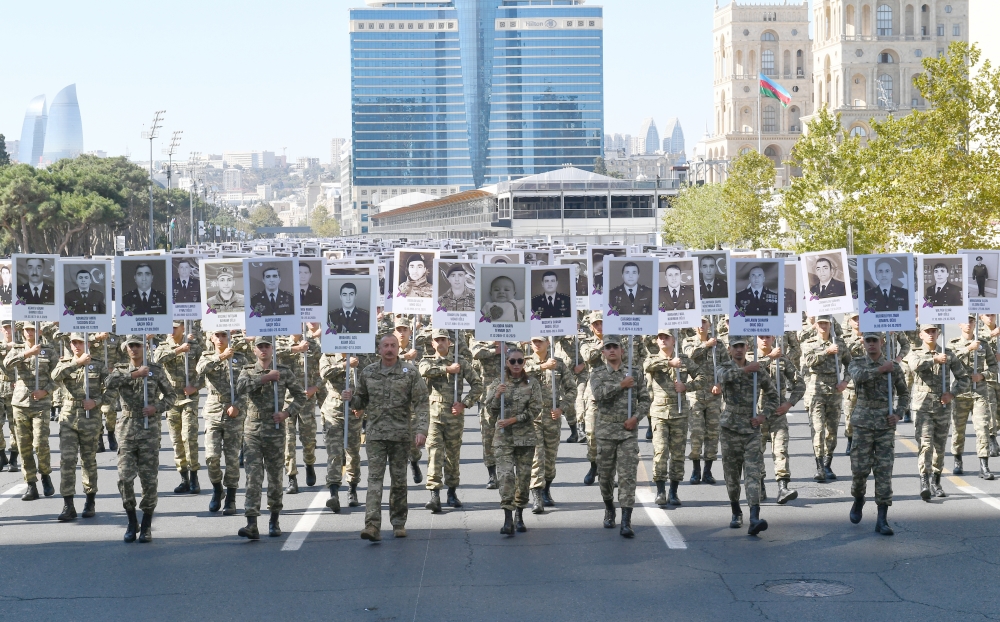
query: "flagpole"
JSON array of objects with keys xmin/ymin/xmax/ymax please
[{"xmin": 758, "ymin": 72, "xmax": 762, "ymax": 153}]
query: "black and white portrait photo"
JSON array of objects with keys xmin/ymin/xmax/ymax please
[
  {"xmin": 606, "ymin": 259, "xmax": 655, "ymax": 316},
  {"xmin": 694, "ymin": 252, "xmax": 729, "ymax": 300},
  {"xmin": 557, "ymin": 257, "xmax": 589, "ymax": 300},
  {"xmin": 529, "ymin": 268, "xmax": 573, "ymax": 319},
  {"xmin": 246, "ymin": 260, "xmax": 297, "ymax": 317},
  {"xmin": 917, "ymin": 254, "xmax": 967, "ymax": 325},
  {"xmin": 437, "ymin": 262, "xmax": 476, "ymax": 313},
  {"xmin": 204, "ymin": 261, "xmax": 245, "ymax": 313},
  {"xmin": 961, "ymin": 250, "xmax": 1000, "ymax": 314},
  {"xmin": 298, "ymin": 259, "xmax": 324, "ymax": 307},
  {"xmin": 119, "ymin": 258, "xmax": 169, "ymax": 316},
  {"xmin": 15, "ymin": 255, "xmax": 56, "ymax": 306},
  {"xmin": 395, "ymin": 251, "xmax": 434, "ymax": 298},
  {"xmin": 733, "ymin": 262, "xmax": 780, "ymax": 317},
  {"xmin": 657, "ymin": 260, "xmax": 697, "ymax": 312},
  {"xmin": 802, "ymin": 249, "xmax": 854, "ymax": 316},
  {"xmin": 327, "ymin": 278, "xmax": 371, "ymax": 334},
  {"xmin": 171, "ymin": 257, "xmax": 201, "ymax": 304},
  {"xmin": 862, "ymin": 255, "xmax": 911, "ymax": 312},
  {"xmin": 524, "ymin": 250, "xmax": 552, "ymax": 266},
  {"xmin": 0, "ymin": 261, "xmax": 12, "ymax": 306},
  {"xmin": 62, "ymin": 263, "xmax": 107, "ymax": 315},
  {"xmin": 475, "ymin": 265, "xmax": 530, "ymax": 342}
]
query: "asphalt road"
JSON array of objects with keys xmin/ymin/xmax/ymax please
[{"xmin": 0, "ymin": 399, "xmax": 998, "ymax": 622}]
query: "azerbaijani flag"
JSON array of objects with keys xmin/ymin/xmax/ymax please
[{"xmin": 759, "ymin": 73, "xmax": 791, "ymax": 108}]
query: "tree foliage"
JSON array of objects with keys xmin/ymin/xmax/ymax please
[
  {"xmin": 661, "ymin": 183, "xmax": 727, "ymax": 249},
  {"xmin": 721, "ymin": 150, "xmax": 778, "ymax": 249},
  {"xmin": 249, "ymin": 203, "xmax": 282, "ymax": 230},
  {"xmin": 310, "ymin": 205, "xmax": 341, "ymax": 237}
]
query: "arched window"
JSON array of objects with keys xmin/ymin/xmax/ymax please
[
  {"xmin": 764, "ymin": 145, "xmax": 781, "ymax": 166},
  {"xmin": 877, "ymin": 5, "xmax": 893, "ymax": 36},
  {"xmin": 878, "ymin": 51, "xmax": 895, "ymax": 63},
  {"xmin": 849, "ymin": 126, "xmax": 868, "ymax": 138},
  {"xmin": 762, "ymin": 50, "xmax": 776, "ymax": 76},
  {"xmin": 763, "ymin": 105, "xmax": 777, "ymax": 132},
  {"xmin": 740, "ymin": 147, "xmax": 753, "ymax": 156},
  {"xmin": 762, "ymin": 32, "xmax": 776, "ymax": 41},
  {"xmin": 878, "ymin": 75, "xmax": 894, "ymax": 106}
]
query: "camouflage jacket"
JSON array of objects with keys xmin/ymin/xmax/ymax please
[
  {"xmin": 105, "ymin": 360, "xmax": 175, "ymax": 416},
  {"xmin": 589, "ymin": 362, "xmax": 651, "ymax": 441},
  {"xmin": 51, "ymin": 356, "xmax": 108, "ymax": 415},
  {"xmin": 978, "ymin": 324, "xmax": 1000, "ymax": 382},
  {"xmin": 152, "ymin": 334, "xmax": 205, "ymax": 404},
  {"xmin": 759, "ymin": 353, "xmax": 806, "ymax": 410},
  {"xmin": 319, "ymin": 353, "xmax": 357, "ymax": 418},
  {"xmin": 236, "ymin": 361, "xmax": 306, "ymax": 422},
  {"xmin": 523, "ymin": 351, "xmax": 577, "ymax": 421},
  {"xmin": 848, "ymin": 354, "xmax": 910, "ymax": 430},
  {"xmin": 4, "ymin": 340, "xmax": 60, "ymax": 409},
  {"xmin": 643, "ymin": 351, "xmax": 698, "ymax": 420},
  {"xmin": 349, "ymin": 359, "xmax": 429, "ymax": 442},
  {"xmin": 276, "ymin": 335, "xmax": 324, "ymax": 402},
  {"xmin": 90, "ymin": 333, "xmax": 127, "ymax": 373},
  {"xmin": 485, "ymin": 374, "xmax": 543, "ymax": 447},
  {"xmin": 682, "ymin": 334, "xmax": 728, "ymax": 400},
  {"xmin": 947, "ymin": 335, "xmax": 997, "ymax": 399},
  {"xmin": 471, "ymin": 340, "xmax": 518, "ymax": 398},
  {"xmin": 902, "ymin": 345, "xmax": 970, "ymax": 410},
  {"xmin": 418, "ymin": 352, "xmax": 483, "ymax": 415},
  {"xmin": 717, "ymin": 360, "xmax": 779, "ymax": 434},
  {"xmin": 800, "ymin": 335, "xmax": 852, "ymax": 395},
  {"xmin": 0, "ymin": 341, "xmax": 14, "ymax": 398},
  {"xmin": 196, "ymin": 349, "xmax": 251, "ymax": 418}
]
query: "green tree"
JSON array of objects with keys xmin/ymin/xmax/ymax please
[
  {"xmin": 0, "ymin": 134, "xmax": 10, "ymax": 168},
  {"xmin": 593, "ymin": 156, "xmax": 608, "ymax": 176},
  {"xmin": 249, "ymin": 203, "xmax": 282, "ymax": 231},
  {"xmin": 661, "ymin": 183, "xmax": 727, "ymax": 249},
  {"xmin": 722, "ymin": 150, "xmax": 778, "ymax": 249},
  {"xmin": 310, "ymin": 204, "xmax": 341, "ymax": 237}
]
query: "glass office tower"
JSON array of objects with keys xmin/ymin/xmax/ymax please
[
  {"xmin": 19, "ymin": 95, "xmax": 47, "ymax": 166},
  {"xmin": 43, "ymin": 84, "xmax": 84, "ymax": 163}
]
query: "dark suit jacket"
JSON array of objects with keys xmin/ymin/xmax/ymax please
[
  {"xmin": 783, "ymin": 288, "xmax": 797, "ymax": 314},
  {"xmin": 658, "ymin": 285, "xmax": 696, "ymax": 311},
  {"xmin": 925, "ymin": 282, "xmax": 962, "ymax": 307},
  {"xmin": 299, "ymin": 284, "xmax": 323, "ymax": 307},
  {"xmin": 530, "ymin": 292, "xmax": 572, "ymax": 318},
  {"xmin": 608, "ymin": 284, "xmax": 653, "ymax": 315},
  {"xmin": 249, "ymin": 289, "xmax": 295, "ymax": 316},
  {"xmin": 65, "ymin": 288, "xmax": 106, "ymax": 315},
  {"xmin": 700, "ymin": 277, "xmax": 728, "ymax": 299},
  {"xmin": 865, "ymin": 284, "xmax": 909, "ymax": 312},
  {"xmin": 973, "ymin": 264, "xmax": 989, "ymax": 282},
  {"xmin": 328, "ymin": 307, "xmax": 370, "ymax": 334},
  {"xmin": 0, "ymin": 284, "xmax": 11, "ymax": 305},
  {"xmin": 172, "ymin": 278, "xmax": 201, "ymax": 303},
  {"xmin": 122, "ymin": 289, "xmax": 167, "ymax": 315},
  {"xmin": 810, "ymin": 278, "xmax": 847, "ymax": 299},
  {"xmin": 734, "ymin": 287, "xmax": 779, "ymax": 316},
  {"xmin": 17, "ymin": 282, "xmax": 54, "ymax": 305}
]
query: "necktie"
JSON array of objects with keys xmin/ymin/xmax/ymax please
[
  {"xmin": 270, "ymin": 294, "xmax": 276, "ymax": 305},
  {"xmin": 548, "ymin": 296, "xmax": 553, "ymax": 306},
  {"xmin": 821, "ymin": 285, "xmax": 827, "ymax": 295},
  {"xmin": 628, "ymin": 289, "xmax": 635, "ymax": 304},
  {"xmin": 182, "ymin": 281, "xmax": 188, "ymax": 290},
  {"xmin": 142, "ymin": 293, "xmax": 147, "ymax": 304},
  {"xmin": 33, "ymin": 287, "xmax": 39, "ymax": 298},
  {"xmin": 755, "ymin": 291, "xmax": 760, "ymax": 300},
  {"xmin": 937, "ymin": 287, "xmax": 942, "ymax": 295},
  {"xmin": 672, "ymin": 289, "xmax": 678, "ymax": 301},
  {"xmin": 883, "ymin": 289, "xmax": 888, "ymax": 299},
  {"xmin": 706, "ymin": 283, "xmax": 712, "ymax": 293},
  {"xmin": 345, "ymin": 311, "xmax": 350, "ymax": 320}
]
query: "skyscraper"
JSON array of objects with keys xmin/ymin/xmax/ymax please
[
  {"xmin": 19, "ymin": 95, "xmax": 47, "ymax": 166},
  {"xmin": 638, "ymin": 118, "xmax": 659, "ymax": 155},
  {"xmin": 662, "ymin": 118, "xmax": 685, "ymax": 158},
  {"xmin": 42, "ymin": 84, "xmax": 84, "ymax": 164}
]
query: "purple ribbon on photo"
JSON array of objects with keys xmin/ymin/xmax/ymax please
[
  {"xmin": 205, "ymin": 306, "xmax": 217, "ymax": 315},
  {"xmin": 62, "ymin": 305, "xmax": 74, "ymax": 316},
  {"xmin": 326, "ymin": 323, "xmax": 337, "ymax": 335},
  {"xmin": 809, "ymin": 295, "xmax": 820, "ymax": 301},
  {"xmin": 863, "ymin": 304, "xmax": 876, "ymax": 314},
  {"xmin": 436, "ymin": 304, "xmax": 448, "ymax": 312},
  {"xmin": 606, "ymin": 309, "xmax": 620, "ymax": 317},
  {"xmin": 733, "ymin": 308, "xmax": 746, "ymax": 318},
  {"xmin": 396, "ymin": 292, "xmax": 406, "ymax": 298},
  {"xmin": 479, "ymin": 314, "xmax": 492, "ymax": 323},
  {"xmin": 249, "ymin": 309, "xmax": 262, "ymax": 318},
  {"xmin": 922, "ymin": 298, "xmax": 934, "ymax": 308},
  {"xmin": 120, "ymin": 306, "xmax": 134, "ymax": 317},
  {"xmin": 657, "ymin": 303, "xmax": 668, "ymax": 313},
  {"xmin": 530, "ymin": 311, "xmax": 542, "ymax": 320},
  {"xmin": 14, "ymin": 297, "xmax": 25, "ymax": 306},
  {"xmin": 591, "ymin": 287, "xmax": 601, "ymax": 295}
]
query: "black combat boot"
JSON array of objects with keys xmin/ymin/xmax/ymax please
[
  {"xmin": 654, "ymin": 480, "xmax": 667, "ymax": 505},
  {"xmin": 268, "ymin": 511, "xmax": 281, "ymax": 537},
  {"xmin": 919, "ymin": 474, "xmax": 931, "ymax": 500},
  {"xmin": 981, "ymin": 457, "xmax": 995, "ymax": 480},
  {"xmin": 875, "ymin": 504, "xmax": 894, "ymax": 536},
  {"xmin": 729, "ymin": 501, "xmax": 743, "ymax": 528},
  {"xmin": 500, "ymin": 509, "xmax": 514, "ymax": 536},
  {"xmin": 584, "ymin": 461, "xmax": 598, "ymax": 486},
  {"xmin": 21, "ymin": 482, "xmax": 38, "ymax": 501},
  {"xmin": 668, "ymin": 481, "xmax": 682, "ymax": 506},
  {"xmin": 645, "ymin": 425, "xmax": 653, "ymax": 440},
  {"xmin": 305, "ymin": 464, "xmax": 316, "ymax": 487},
  {"xmin": 174, "ymin": 470, "xmax": 190, "ymax": 494},
  {"xmin": 566, "ymin": 424, "xmax": 579, "ymax": 444},
  {"xmin": 702, "ymin": 460, "xmax": 716, "ymax": 484},
  {"xmin": 97, "ymin": 433, "xmax": 106, "ymax": 453},
  {"xmin": 425, "ymin": 489, "xmax": 442, "ymax": 513},
  {"xmin": 761, "ymin": 478, "xmax": 767, "ymax": 501},
  {"xmin": 514, "ymin": 508, "xmax": 526, "ymax": 532},
  {"xmin": 124, "ymin": 509, "xmax": 139, "ymax": 543},
  {"xmin": 57, "ymin": 496, "xmax": 77, "ymax": 522},
  {"xmin": 689, "ymin": 459, "xmax": 701, "ymax": 485},
  {"xmin": 486, "ymin": 465, "xmax": 498, "ymax": 489},
  {"xmin": 189, "ymin": 470, "xmax": 201, "ymax": 494},
  {"xmin": 849, "ymin": 496, "xmax": 865, "ymax": 524},
  {"xmin": 603, "ymin": 499, "xmax": 616, "ymax": 528},
  {"xmin": 931, "ymin": 473, "xmax": 946, "ymax": 497},
  {"xmin": 326, "ymin": 485, "xmax": 341, "ymax": 513},
  {"xmin": 902, "ymin": 410, "xmax": 912, "ymax": 424},
  {"xmin": 543, "ymin": 480, "xmax": 555, "ymax": 506},
  {"xmin": 82, "ymin": 493, "xmax": 96, "ymax": 518},
  {"xmin": 990, "ymin": 435, "xmax": 1000, "ymax": 458},
  {"xmin": 845, "ymin": 436, "xmax": 853, "ymax": 456},
  {"xmin": 238, "ymin": 516, "xmax": 260, "ymax": 540},
  {"xmin": 107, "ymin": 430, "xmax": 118, "ymax": 451},
  {"xmin": 284, "ymin": 475, "xmax": 299, "ymax": 494},
  {"xmin": 748, "ymin": 505, "xmax": 768, "ymax": 536},
  {"xmin": 776, "ymin": 479, "xmax": 798, "ymax": 504},
  {"xmin": 410, "ymin": 460, "xmax": 422, "ymax": 484},
  {"xmin": 138, "ymin": 512, "xmax": 153, "ymax": 543},
  {"xmin": 223, "ymin": 488, "xmax": 238, "ymax": 515},
  {"xmin": 40, "ymin": 473, "xmax": 54, "ymax": 497},
  {"xmin": 447, "ymin": 487, "xmax": 462, "ymax": 508},
  {"xmin": 814, "ymin": 457, "xmax": 827, "ymax": 482},
  {"xmin": 578, "ymin": 423, "xmax": 588, "ymax": 443},
  {"xmin": 348, "ymin": 483, "xmax": 360, "ymax": 507},
  {"xmin": 953, "ymin": 454, "xmax": 964, "ymax": 475},
  {"xmin": 823, "ymin": 456, "xmax": 837, "ymax": 480},
  {"xmin": 6, "ymin": 448, "xmax": 16, "ymax": 472},
  {"xmin": 620, "ymin": 507, "xmax": 634, "ymax": 538},
  {"xmin": 0, "ymin": 448, "xmax": 7, "ymax": 471},
  {"xmin": 209, "ymin": 482, "xmax": 224, "ymax": 512},
  {"xmin": 531, "ymin": 489, "xmax": 545, "ymax": 514}
]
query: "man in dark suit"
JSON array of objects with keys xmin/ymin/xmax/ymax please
[
  {"xmin": 809, "ymin": 256, "xmax": 847, "ymax": 299},
  {"xmin": 328, "ymin": 282, "xmax": 370, "ymax": 333},
  {"xmin": 0, "ymin": 264, "xmax": 11, "ymax": 305},
  {"xmin": 298, "ymin": 262, "xmax": 323, "ymax": 306},
  {"xmin": 64, "ymin": 269, "xmax": 105, "ymax": 314},
  {"xmin": 973, "ymin": 256, "xmax": 989, "ymax": 298},
  {"xmin": 925, "ymin": 263, "xmax": 963, "ymax": 307},
  {"xmin": 249, "ymin": 266, "xmax": 295, "ymax": 316},
  {"xmin": 530, "ymin": 271, "xmax": 572, "ymax": 318},
  {"xmin": 734, "ymin": 266, "xmax": 779, "ymax": 316},
  {"xmin": 783, "ymin": 288, "xmax": 797, "ymax": 314},
  {"xmin": 864, "ymin": 259, "xmax": 910, "ymax": 312},
  {"xmin": 698, "ymin": 255, "xmax": 728, "ymax": 299},
  {"xmin": 121, "ymin": 263, "xmax": 167, "ymax": 314},
  {"xmin": 17, "ymin": 257, "xmax": 55, "ymax": 304},
  {"xmin": 658, "ymin": 263, "xmax": 695, "ymax": 311},
  {"xmin": 172, "ymin": 259, "xmax": 201, "ymax": 303},
  {"xmin": 608, "ymin": 261, "xmax": 653, "ymax": 315}
]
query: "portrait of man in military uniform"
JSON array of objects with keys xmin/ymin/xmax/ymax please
[
  {"xmin": 327, "ymin": 280, "xmax": 371, "ymax": 334},
  {"xmin": 784, "ymin": 262, "xmax": 799, "ymax": 315},
  {"xmin": 964, "ymin": 251, "xmax": 998, "ymax": 300},
  {"xmin": 807, "ymin": 255, "xmax": 848, "ymax": 299},
  {"xmin": 437, "ymin": 263, "xmax": 476, "ymax": 312},
  {"xmin": 205, "ymin": 263, "xmax": 245, "ymax": 313},
  {"xmin": 62, "ymin": 266, "xmax": 106, "ymax": 315},
  {"xmin": 530, "ymin": 269, "xmax": 572, "ymax": 318},
  {"xmin": 863, "ymin": 257, "xmax": 910, "ymax": 312},
  {"xmin": 396, "ymin": 252, "xmax": 434, "ymax": 299},
  {"xmin": 121, "ymin": 261, "xmax": 167, "ymax": 315},
  {"xmin": 172, "ymin": 258, "xmax": 201, "ymax": 304},
  {"xmin": 16, "ymin": 256, "xmax": 55, "ymax": 305},
  {"xmin": 588, "ymin": 247, "xmax": 627, "ymax": 296},
  {"xmin": 0, "ymin": 263, "xmax": 11, "ymax": 305},
  {"xmin": 248, "ymin": 264, "xmax": 295, "ymax": 316},
  {"xmin": 559, "ymin": 258, "xmax": 588, "ymax": 298},
  {"xmin": 657, "ymin": 262, "xmax": 695, "ymax": 311},
  {"xmin": 923, "ymin": 261, "xmax": 963, "ymax": 307},
  {"xmin": 607, "ymin": 260, "xmax": 654, "ymax": 316},
  {"xmin": 734, "ymin": 264, "xmax": 780, "ymax": 316},
  {"xmin": 696, "ymin": 254, "xmax": 728, "ymax": 299},
  {"xmin": 298, "ymin": 260, "xmax": 323, "ymax": 307}
]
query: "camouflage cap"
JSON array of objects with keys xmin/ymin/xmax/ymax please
[
  {"xmin": 254, "ymin": 335, "xmax": 274, "ymax": 346},
  {"xmin": 728, "ymin": 335, "xmax": 750, "ymax": 346},
  {"xmin": 862, "ymin": 332, "xmax": 884, "ymax": 340},
  {"xmin": 846, "ymin": 311, "xmax": 859, "ymax": 318},
  {"xmin": 919, "ymin": 323, "xmax": 940, "ymax": 331},
  {"xmin": 68, "ymin": 332, "xmax": 87, "ymax": 342},
  {"xmin": 701, "ymin": 315, "xmax": 712, "ymax": 323},
  {"xmin": 431, "ymin": 328, "xmax": 452, "ymax": 340},
  {"xmin": 0, "ymin": 319, "xmax": 10, "ymax": 327},
  {"xmin": 394, "ymin": 315, "xmax": 411, "ymax": 328},
  {"xmin": 172, "ymin": 320, "xmax": 185, "ymax": 327},
  {"xmin": 587, "ymin": 310, "xmax": 604, "ymax": 324},
  {"xmin": 815, "ymin": 315, "xmax": 833, "ymax": 324},
  {"xmin": 217, "ymin": 266, "xmax": 235, "ymax": 277},
  {"xmin": 122, "ymin": 335, "xmax": 144, "ymax": 348},
  {"xmin": 601, "ymin": 334, "xmax": 621, "ymax": 347}
]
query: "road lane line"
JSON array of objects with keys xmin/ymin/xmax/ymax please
[
  {"xmin": 0, "ymin": 483, "xmax": 27, "ymax": 509},
  {"xmin": 948, "ymin": 476, "xmax": 1000, "ymax": 512},
  {"xmin": 281, "ymin": 489, "xmax": 330, "ymax": 551},
  {"xmin": 636, "ymin": 460, "xmax": 687, "ymax": 549}
]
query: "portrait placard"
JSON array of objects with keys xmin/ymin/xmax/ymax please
[
  {"xmin": 382, "ymin": 259, "xmax": 394, "ymax": 312},
  {"xmin": 691, "ymin": 250, "xmax": 730, "ymax": 316},
  {"xmin": 729, "ymin": 257, "xmax": 784, "ymax": 336},
  {"xmin": 917, "ymin": 254, "xmax": 967, "ymax": 325},
  {"xmin": 171, "ymin": 255, "xmax": 203, "ymax": 320},
  {"xmin": 529, "ymin": 265, "xmax": 576, "ymax": 336},
  {"xmin": 858, "ymin": 254, "xmax": 915, "ymax": 332},
  {"xmin": 960, "ymin": 250, "xmax": 1000, "ymax": 314},
  {"xmin": 657, "ymin": 258, "xmax": 701, "ymax": 330},
  {"xmin": 783, "ymin": 260, "xmax": 801, "ymax": 332},
  {"xmin": 58, "ymin": 259, "xmax": 112, "ymax": 333},
  {"xmin": 434, "ymin": 261, "xmax": 477, "ymax": 330},
  {"xmin": 12, "ymin": 254, "xmax": 62, "ymax": 322},
  {"xmin": 393, "ymin": 249, "xmax": 438, "ymax": 315},
  {"xmin": 848, "ymin": 256, "xmax": 860, "ymax": 313},
  {"xmin": 200, "ymin": 258, "xmax": 246, "ymax": 333},
  {"xmin": 482, "ymin": 251, "xmax": 523, "ymax": 265},
  {"xmin": 298, "ymin": 258, "xmax": 326, "ymax": 323},
  {"xmin": 475, "ymin": 264, "xmax": 530, "ymax": 342},
  {"xmin": 322, "ymin": 274, "xmax": 377, "ymax": 354},
  {"xmin": 603, "ymin": 256, "xmax": 659, "ymax": 335},
  {"xmin": 243, "ymin": 258, "xmax": 300, "ymax": 336},
  {"xmin": 0, "ymin": 259, "xmax": 12, "ymax": 321},
  {"xmin": 802, "ymin": 249, "xmax": 854, "ymax": 316},
  {"xmin": 587, "ymin": 245, "xmax": 628, "ymax": 310},
  {"xmin": 557, "ymin": 256, "xmax": 589, "ymax": 310},
  {"xmin": 376, "ymin": 262, "xmax": 387, "ymax": 308},
  {"xmin": 114, "ymin": 256, "xmax": 173, "ymax": 334},
  {"xmin": 523, "ymin": 250, "xmax": 552, "ymax": 266}
]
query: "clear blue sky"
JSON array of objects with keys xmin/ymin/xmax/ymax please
[{"xmin": 1, "ymin": 1, "xmax": 994, "ymax": 163}]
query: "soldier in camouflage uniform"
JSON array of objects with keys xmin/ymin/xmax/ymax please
[
  {"xmin": 485, "ymin": 347, "xmax": 542, "ymax": 536},
  {"xmin": 800, "ymin": 316, "xmax": 851, "ymax": 482},
  {"xmin": 0, "ymin": 321, "xmax": 17, "ymax": 472},
  {"xmin": 393, "ymin": 316, "xmax": 425, "ymax": 483},
  {"xmin": 644, "ymin": 331, "xmax": 697, "ymax": 507},
  {"xmin": 683, "ymin": 316, "xmax": 727, "ymax": 485},
  {"xmin": 5, "ymin": 322, "xmax": 59, "ymax": 500},
  {"xmin": 420, "ymin": 329, "xmax": 483, "ymax": 512},
  {"xmin": 319, "ymin": 352, "xmax": 364, "ymax": 512},
  {"xmin": 847, "ymin": 332, "xmax": 909, "ymax": 536},
  {"xmin": 91, "ymin": 330, "xmax": 124, "ymax": 451},
  {"xmin": 152, "ymin": 320, "xmax": 204, "ymax": 495},
  {"xmin": 553, "ymin": 330, "xmax": 584, "ymax": 442},
  {"xmin": 903, "ymin": 324, "xmax": 970, "ymax": 500},
  {"xmin": 949, "ymin": 315, "xmax": 998, "ymax": 479},
  {"xmin": 276, "ymin": 331, "xmax": 322, "ymax": 493},
  {"xmin": 197, "ymin": 329, "xmax": 250, "ymax": 515},
  {"xmin": 106, "ymin": 335, "xmax": 175, "ymax": 543},
  {"xmin": 977, "ymin": 314, "xmax": 1000, "ymax": 456},
  {"xmin": 757, "ymin": 335, "xmax": 805, "ymax": 504},
  {"xmin": 717, "ymin": 335, "xmax": 777, "ymax": 536},
  {"xmin": 842, "ymin": 312, "xmax": 865, "ymax": 455},
  {"xmin": 471, "ymin": 338, "xmax": 505, "ymax": 488},
  {"xmin": 51, "ymin": 333, "xmax": 108, "ymax": 521},
  {"xmin": 899, "ymin": 328, "xmax": 924, "ymax": 423},
  {"xmin": 235, "ymin": 335, "xmax": 306, "ymax": 540},
  {"xmin": 578, "ymin": 312, "xmax": 605, "ymax": 485},
  {"xmin": 524, "ymin": 335, "xmax": 576, "ymax": 511},
  {"xmin": 345, "ymin": 333, "xmax": 430, "ymax": 542}
]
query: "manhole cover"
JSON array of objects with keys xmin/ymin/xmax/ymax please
[
  {"xmin": 796, "ymin": 486, "xmax": 842, "ymax": 498},
  {"xmin": 766, "ymin": 580, "xmax": 854, "ymax": 598}
]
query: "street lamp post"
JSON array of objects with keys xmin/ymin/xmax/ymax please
[
  {"xmin": 142, "ymin": 110, "xmax": 165, "ymax": 250},
  {"xmin": 163, "ymin": 130, "xmax": 182, "ymax": 190}
]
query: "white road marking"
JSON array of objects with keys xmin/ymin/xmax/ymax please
[
  {"xmin": 636, "ymin": 460, "xmax": 687, "ymax": 549},
  {"xmin": 0, "ymin": 483, "xmax": 28, "ymax": 509},
  {"xmin": 281, "ymin": 489, "xmax": 330, "ymax": 551},
  {"xmin": 950, "ymin": 477, "xmax": 1000, "ymax": 512}
]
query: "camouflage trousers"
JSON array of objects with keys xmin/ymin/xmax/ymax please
[
  {"xmin": 480, "ymin": 408, "xmax": 497, "ymax": 468},
  {"xmin": 914, "ymin": 404, "xmax": 949, "ymax": 476},
  {"xmin": 13, "ymin": 406, "xmax": 51, "ymax": 484},
  {"xmin": 843, "ymin": 386, "xmax": 857, "ymax": 438},
  {"xmin": 284, "ymin": 399, "xmax": 317, "ymax": 476},
  {"xmin": 116, "ymin": 416, "xmax": 161, "ymax": 513},
  {"xmin": 530, "ymin": 415, "xmax": 561, "ymax": 489},
  {"xmin": 585, "ymin": 400, "xmax": 598, "ymax": 464},
  {"xmin": 243, "ymin": 417, "xmax": 286, "ymax": 517},
  {"xmin": 720, "ymin": 427, "xmax": 764, "ymax": 506},
  {"xmin": 364, "ymin": 439, "xmax": 410, "ymax": 531},
  {"xmin": 59, "ymin": 411, "xmax": 102, "ymax": 497},
  {"xmin": 806, "ymin": 391, "xmax": 842, "ymax": 459},
  {"xmin": 850, "ymin": 425, "xmax": 895, "ymax": 505},
  {"xmin": 102, "ymin": 404, "xmax": 117, "ymax": 433},
  {"xmin": 426, "ymin": 412, "xmax": 464, "ymax": 490},
  {"xmin": 597, "ymin": 436, "xmax": 639, "ymax": 508},
  {"xmin": 651, "ymin": 417, "xmax": 688, "ymax": 482},
  {"xmin": 167, "ymin": 402, "xmax": 200, "ymax": 473},
  {"xmin": 953, "ymin": 394, "xmax": 991, "ymax": 458},
  {"xmin": 686, "ymin": 393, "xmax": 721, "ymax": 461},
  {"xmin": 987, "ymin": 381, "xmax": 1000, "ymax": 435},
  {"xmin": 0, "ymin": 397, "xmax": 16, "ymax": 452},
  {"xmin": 205, "ymin": 413, "xmax": 244, "ymax": 489},
  {"xmin": 496, "ymin": 443, "xmax": 534, "ymax": 510},
  {"xmin": 322, "ymin": 410, "xmax": 363, "ymax": 487},
  {"xmin": 760, "ymin": 417, "xmax": 790, "ymax": 481}
]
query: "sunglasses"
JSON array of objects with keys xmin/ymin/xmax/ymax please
[{"xmin": 508, "ymin": 358, "xmax": 525, "ymax": 365}]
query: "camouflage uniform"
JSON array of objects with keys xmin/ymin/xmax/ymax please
[
  {"xmin": 800, "ymin": 333, "xmax": 852, "ymax": 460},
  {"xmin": 319, "ymin": 354, "xmax": 364, "ymax": 489},
  {"xmin": 4, "ymin": 338, "xmax": 59, "ymax": 484},
  {"xmin": 581, "ymin": 333, "xmax": 646, "ymax": 464},
  {"xmin": 52, "ymin": 353, "xmax": 107, "ymax": 497},
  {"xmin": 842, "ymin": 330, "xmax": 866, "ymax": 439},
  {"xmin": 948, "ymin": 333, "xmax": 997, "ymax": 459},
  {"xmin": 0, "ymin": 339, "xmax": 16, "ymax": 458},
  {"xmin": 848, "ymin": 352, "xmax": 909, "ymax": 505},
  {"xmin": 682, "ymin": 334, "xmax": 727, "ymax": 462},
  {"xmin": 553, "ymin": 335, "xmax": 583, "ymax": 427},
  {"xmin": 760, "ymin": 353, "xmax": 805, "ymax": 481},
  {"xmin": 717, "ymin": 356, "xmax": 778, "ymax": 507},
  {"xmin": 591, "ymin": 359, "xmax": 651, "ymax": 509},
  {"xmin": 903, "ymin": 343, "xmax": 969, "ymax": 476},
  {"xmin": 419, "ymin": 347, "xmax": 483, "ymax": 491},
  {"xmin": 276, "ymin": 335, "xmax": 322, "ymax": 477},
  {"xmin": 105, "ymin": 355, "xmax": 174, "ymax": 513},
  {"xmin": 92, "ymin": 332, "xmax": 125, "ymax": 434},
  {"xmin": 471, "ymin": 340, "xmax": 505, "ymax": 469},
  {"xmin": 196, "ymin": 347, "xmax": 250, "ymax": 489},
  {"xmin": 978, "ymin": 322, "xmax": 1000, "ymax": 437},
  {"xmin": 236, "ymin": 358, "xmax": 306, "ymax": 517},
  {"xmin": 348, "ymin": 358, "xmax": 430, "ymax": 533},
  {"xmin": 152, "ymin": 333, "xmax": 204, "ymax": 475},
  {"xmin": 485, "ymin": 374, "xmax": 543, "ymax": 510},
  {"xmin": 524, "ymin": 350, "xmax": 576, "ymax": 490},
  {"xmin": 643, "ymin": 350, "xmax": 697, "ymax": 483}
]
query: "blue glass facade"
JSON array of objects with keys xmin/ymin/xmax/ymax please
[
  {"xmin": 43, "ymin": 84, "xmax": 84, "ymax": 163},
  {"xmin": 18, "ymin": 95, "xmax": 47, "ymax": 166}
]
